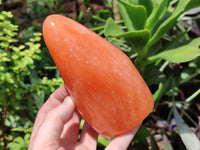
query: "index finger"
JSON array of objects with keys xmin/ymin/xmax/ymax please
[
  {"xmin": 105, "ymin": 123, "xmax": 141, "ymax": 150},
  {"xmin": 31, "ymin": 85, "xmax": 69, "ymax": 139}
]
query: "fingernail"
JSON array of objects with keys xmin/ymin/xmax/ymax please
[{"xmin": 63, "ymin": 96, "xmax": 74, "ymax": 106}]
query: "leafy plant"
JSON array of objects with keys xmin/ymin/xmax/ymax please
[
  {"xmin": 8, "ymin": 133, "xmax": 30, "ymax": 150},
  {"xmin": 26, "ymin": 0, "xmax": 63, "ymax": 20},
  {"xmin": 103, "ymin": 0, "xmax": 200, "ymax": 72},
  {"xmin": 0, "ymin": 11, "xmax": 63, "ymax": 148}
]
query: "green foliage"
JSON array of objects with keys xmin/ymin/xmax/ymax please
[
  {"xmin": 104, "ymin": 17, "xmax": 151, "ymax": 54},
  {"xmin": 117, "ymin": 0, "xmax": 147, "ymax": 31},
  {"xmin": 103, "ymin": 0, "xmax": 200, "ymax": 71},
  {"xmin": 148, "ymin": 38, "xmax": 200, "ymax": 63},
  {"xmin": 146, "ymin": 0, "xmax": 200, "ymax": 49},
  {"xmin": 132, "ymin": 126, "xmax": 150, "ymax": 149},
  {"xmin": 0, "ymin": 11, "xmax": 63, "ymax": 148},
  {"xmin": 8, "ymin": 133, "xmax": 30, "ymax": 150},
  {"xmin": 146, "ymin": 0, "xmax": 171, "ymax": 30},
  {"xmin": 83, "ymin": 0, "xmax": 91, "ymax": 5},
  {"xmin": 26, "ymin": 0, "xmax": 63, "ymax": 19},
  {"xmin": 173, "ymin": 106, "xmax": 200, "ymax": 150}
]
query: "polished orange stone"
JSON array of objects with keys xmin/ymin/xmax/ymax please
[{"xmin": 43, "ymin": 15, "xmax": 154, "ymax": 137}]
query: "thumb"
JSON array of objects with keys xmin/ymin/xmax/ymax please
[{"xmin": 36, "ymin": 96, "xmax": 75, "ymax": 140}]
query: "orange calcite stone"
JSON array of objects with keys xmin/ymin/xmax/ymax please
[{"xmin": 43, "ymin": 15, "xmax": 154, "ymax": 136}]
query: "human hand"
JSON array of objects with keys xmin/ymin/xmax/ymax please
[{"xmin": 29, "ymin": 85, "xmax": 140, "ymax": 150}]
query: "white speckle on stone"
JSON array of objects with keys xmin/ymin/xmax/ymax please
[{"xmin": 51, "ymin": 22, "xmax": 55, "ymax": 26}]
